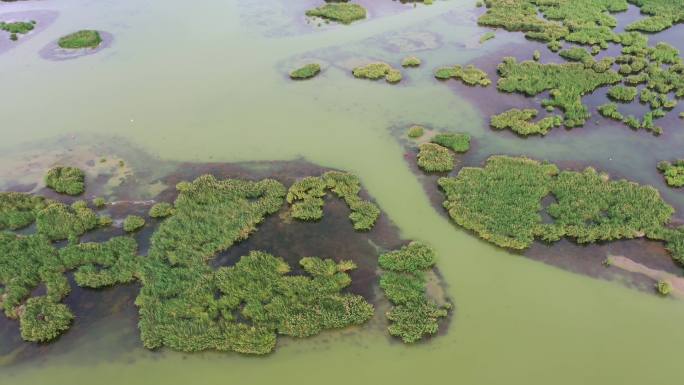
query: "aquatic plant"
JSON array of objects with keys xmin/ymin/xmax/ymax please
[
  {"xmin": 479, "ymin": 32, "xmax": 495, "ymax": 44},
  {"xmin": 559, "ymin": 47, "xmax": 592, "ymax": 63},
  {"xmin": 656, "ymin": 279, "xmax": 672, "ymax": 295},
  {"xmin": 123, "ymin": 215, "xmax": 145, "ymax": 232},
  {"xmin": 435, "ymin": 64, "xmax": 491, "ymax": 86},
  {"xmin": 92, "ymin": 197, "xmax": 106, "ymax": 208},
  {"xmin": 378, "ymin": 242, "xmax": 448, "ymax": 343},
  {"xmin": 305, "ymin": 3, "xmax": 366, "ymax": 24},
  {"xmin": 496, "ymin": 57, "xmax": 622, "ymax": 127},
  {"xmin": 58, "ymin": 30, "xmax": 102, "ymax": 49},
  {"xmin": 45, "ymin": 166, "xmax": 85, "ymax": 196},
  {"xmin": 352, "ymin": 62, "xmax": 402, "ymax": 83},
  {"xmin": 490, "ymin": 108, "xmax": 562, "ymax": 136},
  {"xmin": 417, "ymin": 143, "xmax": 454, "ymax": 173},
  {"xmin": 431, "ymin": 133, "xmax": 471, "ymax": 153},
  {"xmin": 60, "ymin": 236, "xmax": 139, "ymax": 288},
  {"xmin": 608, "ymin": 85, "xmax": 638, "ymax": 102},
  {"xmin": 0, "ymin": 192, "xmax": 49, "ymax": 230},
  {"xmin": 19, "ymin": 296, "xmax": 73, "ymax": 342},
  {"xmin": 286, "ymin": 172, "xmax": 380, "ymax": 231},
  {"xmin": 649, "ymin": 42, "xmax": 680, "ymax": 64},
  {"xmin": 290, "ymin": 63, "xmax": 321, "ymax": 80},
  {"xmin": 149, "ymin": 202, "xmax": 174, "ymax": 218},
  {"xmin": 408, "ymin": 125, "xmax": 425, "ymax": 138},
  {"xmin": 657, "ymin": 160, "xmax": 684, "ymax": 187},
  {"xmin": 533, "ymin": 50, "xmax": 541, "ymax": 61},
  {"xmin": 402, "ymin": 56, "xmax": 421, "ymax": 67}
]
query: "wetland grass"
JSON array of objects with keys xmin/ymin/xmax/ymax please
[
  {"xmin": 305, "ymin": 3, "xmax": 366, "ymax": 25},
  {"xmin": 490, "ymin": 108, "xmax": 562, "ymax": 136},
  {"xmin": 352, "ymin": 62, "xmax": 402, "ymax": 83},
  {"xmin": 658, "ymin": 160, "xmax": 684, "ymax": 187},
  {"xmin": 417, "ymin": 143, "xmax": 455, "ymax": 173},
  {"xmin": 434, "ymin": 64, "xmax": 491, "ymax": 86},
  {"xmin": 289, "ymin": 63, "xmax": 321, "ymax": 80}
]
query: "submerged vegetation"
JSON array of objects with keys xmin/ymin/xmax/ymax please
[
  {"xmin": 435, "ymin": 64, "xmax": 491, "ymax": 86},
  {"xmin": 352, "ymin": 62, "xmax": 402, "ymax": 83},
  {"xmin": 286, "ymin": 172, "xmax": 380, "ymax": 230},
  {"xmin": 45, "ymin": 166, "xmax": 85, "ymax": 196},
  {"xmin": 378, "ymin": 242, "xmax": 449, "ymax": 343},
  {"xmin": 490, "ymin": 108, "xmax": 562, "ymax": 136},
  {"xmin": 58, "ymin": 30, "xmax": 102, "ymax": 49},
  {"xmin": 305, "ymin": 3, "xmax": 366, "ymax": 25},
  {"xmin": 290, "ymin": 63, "xmax": 321, "ymax": 80},
  {"xmin": 437, "ymin": 156, "xmax": 684, "ymax": 264},
  {"xmin": 658, "ymin": 160, "xmax": 684, "ymax": 187}
]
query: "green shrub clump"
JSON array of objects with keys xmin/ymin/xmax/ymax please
[
  {"xmin": 656, "ymin": 279, "xmax": 673, "ymax": 295},
  {"xmin": 431, "ymin": 133, "xmax": 471, "ymax": 153},
  {"xmin": 289, "ymin": 63, "xmax": 321, "ymax": 80},
  {"xmin": 92, "ymin": 197, "xmax": 106, "ymax": 208},
  {"xmin": 45, "ymin": 166, "xmax": 85, "ymax": 196},
  {"xmin": 608, "ymin": 85, "xmax": 638, "ymax": 102},
  {"xmin": 58, "ymin": 30, "xmax": 102, "ymax": 49},
  {"xmin": 401, "ymin": 56, "xmax": 421, "ymax": 67},
  {"xmin": 123, "ymin": 215, "xmax": 145, "ymax": 232},
  {"xmin": 497, "ymin": 57, "xmax": 622, "ymax": 127},
  {"xmin": 490, "ymin": 108, "xmax": 562, "ymax": 136},
  {"xmin": 625, "ymin": 1, "xmax": 684, "ymax": 33},
  {"xmin": 36, "ymin": 201, "xmax": 103, "ymax": 241},
  {"xmin": 658, "ymin": 160, "xmax": 684, "ymax": 187},
  {"xmin": 598, "ymin": 103, "xmax": 624, "ymax": 121},
  {"xmin": 19, "ymin": 296, "xmax": 73, "ymax": 342},
  {"xmin": 435, "ymin": 64, "xmax": 491, "ymax": 86},
  {"xmin": 286, "ymin": 171, "xmax": 380, "ymax": 230},
  {"xmin": 378, "ymin": 242, "xmax": 448, "ymax": 343},
  {"xmin": 149, "ymin": 202, "xmax": 175, "ymax": 218},
  {"xmin": 408, "ymin": 125, "xmax": 425, "ymax": 138},
  {"xmin": 0, "ymin": 20, "xmax": 35, "ymax": 40},
  {"xmin": 305, "ymin": 3, "xmax": 367, "ymax": 24},
  {"xmin": 352, "ymin": 62, "xmax": 402, "ymax": 83},
  {"xmin": 438, "ymin": 155, "xmax": 677, "ymax": 256},
  {"xmin": 417, "ymin": 143, "xmax": 455, "ymax": 173}
]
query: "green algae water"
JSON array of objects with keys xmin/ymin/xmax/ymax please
[{"xmin": 3, "ymin": 0, "xmax": 684, "ymax": 384}]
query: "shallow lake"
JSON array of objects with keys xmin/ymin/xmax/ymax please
[{"xmin": 2, "ymin": 1, "xmax": 684, "ymax": 384}]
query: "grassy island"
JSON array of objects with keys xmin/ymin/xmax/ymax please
[
  {"xmin": 435, "ymin": 64, "xmax": 491, "ymax": 86},
  {"xmin": 497, "ymin": 57, "xmax": 622, "ymax": 127},
  {"xmin": 305, "ymin": 3, "xmax": 366, "ymax": 25},
  {"xmin": 58, "ymin": 30, "xmax": 102, "ymax": 49},
  {"xmin": 417, "ymin": 143, "xmax": 455, "ymax": 173},
  {"xmin": 658, "ymin": 160, "xmax": 684, "ymax": 187},
  {"xmin": 149, "ymin": 202, "xmax": 174, "ymax": 218},
  {"xmin": 0, "ymin": 192, "xmax": 49, "ymax": 230},
  {"xmin": 490, "ymin": 108, "xmax": 562, "ymax": 136},
  {"xmin": 378, "ymin": 242, "xmax": 449, "ymax": 343},
  {"xmin": 352, "ymin": 62, "xmax": 402, "ymax": 83},
  {"xmin": 286, "ymin": 171, "xmax": 380, "ymax": 230},
  {"xmin": 437, "ymin": 155, "xmax": 684, "ymax": 264},
  {"xmin": 45, "ymin": 166, "xmax": 85, "ymax": 196},
  {"xmin": 289, "ymin": 63, "xmax": 321, "ymax": 79}
]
